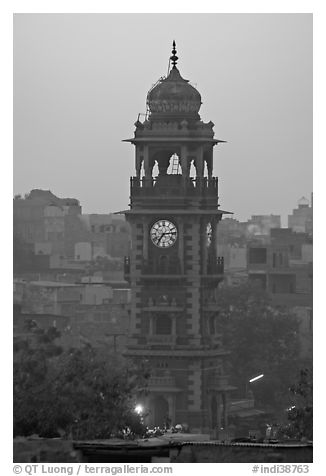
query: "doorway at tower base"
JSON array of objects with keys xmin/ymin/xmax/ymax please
[{"xmin": 142, "ymin": 398, "xmax": 222, "ymax": 435}]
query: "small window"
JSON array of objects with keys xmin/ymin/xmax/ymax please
[{"xmin": 156, "ymin": 315, "xmax": 172, "ymax": 335}]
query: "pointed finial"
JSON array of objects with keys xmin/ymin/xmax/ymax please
[{"xmin": 170, "ymin": 40, "xmax": 178, "ymax": 68}]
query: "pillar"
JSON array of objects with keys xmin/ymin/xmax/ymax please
[
  {"xmin": 206, "ymin": 147, "xmax": 213, "ymax": 178},
  {"xmin": 177, "ymin": 218, "xmax": 184, "ymax": 273},
  {"xmin": 181, "ymin": 145, "xmax": 190, "ymax": 177},
  {"xmin": 143, "ymin": 145, "xmax": 151, "ymax": 181},
  {"xmin": 135, "ymin": 146, "xmax": 143, "ymax": 178},
  {"xmin": 195, "ymin": 146, "xmax": 204, "ymax": 178},
  {"xmin": 142, "ymin": 219, "xmax": 149, "ymax": 260},
  {"xmin": 211, "ymin": 219, "xmax": 218, "ymax": 260},
  {"xmin": 202, "ymin": 219, "xmax": 209, "ymax": 274}
]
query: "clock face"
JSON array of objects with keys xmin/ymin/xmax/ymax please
[
  {"xmin": 150, "ymin": 220, "xmax": 178, "ymax": 248},
  {"xmin": 206, "ymin": 222, "xmax": 212, "ymax": 246}
]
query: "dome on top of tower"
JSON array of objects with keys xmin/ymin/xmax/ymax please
[{"xmin": 146, "ymin": 42, "xmax": 202, "ymax": 121}]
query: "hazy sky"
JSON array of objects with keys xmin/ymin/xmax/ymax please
[{"xmin": 13, "ymin": 13, "xmax": 312, "ymax": 224}]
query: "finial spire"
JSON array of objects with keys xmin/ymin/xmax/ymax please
[{"xmin": 170, "ymin": 40, "xmax": 178, "ymax": 69}]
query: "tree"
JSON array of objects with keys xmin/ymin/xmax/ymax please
[
  {"xmin": 280, "ymin": 368, "xmax": 313, "ymax": 441},
  {"xmin": 13, "ymin": 325, "xmax": 148, "ymax": 439},
  {"xmin": 215, "ymin": 283, "xmax": 303, "ymax": 417},
  {"xmin": 13, "ymin": 326, "xmax": 64, "ymax": 437}
]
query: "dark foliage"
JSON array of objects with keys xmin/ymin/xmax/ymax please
[
  {"xmin": 13, "ymin": 326, "xmax": 148, "ymax": 439},
  {"xmin": 216, "ymin": 283, "xmax": 303, "ymax": 416},
  {"xmin": 279, "ymin": 368, "xmax": 313, "ymax": 441}
]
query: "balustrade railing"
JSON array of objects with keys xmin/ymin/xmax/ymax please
[
  {"xmin": 207, "ymin": 256, "xmax": 224, "ymax": 275},
  {"xmin": 149, "ymin": 376, "xmax": 176, "ymax": 387},
  {"xmin": 147, "ymin": 335, "xmax": 176, "ymax": 345},
  {"xmin": 124, "ymin": 256, "xmax": 224, "ymax": 276},
  {"xmin": 142, "ymin": 258, "xmax": 181, "ymax": 275},
  {"xmin": 130, "ymin": 176, "xmax": 218, "ymax": 199}
]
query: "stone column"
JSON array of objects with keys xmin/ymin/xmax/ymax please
[
  {"xmin": 177, "ymin": 218, "xmax": 184, "ymax": 274},
  {"xmin": 135, "ymin": 146, "xmax": 143, "ymax": 178},
  {"xmin": 212, "ymin": 219, "xmax": 218, "ymax": 260},
  {"xmin": 203, "ymin": 219, "xmax": 208, "ymax": 275},
  {"xmin": 195, "ymin": 145, "xmax": 204, "ymax": 178},
  {"xmin": 181, "ymin": 145, "xmax": 190, "ymax": 177},
  {"xmin": 206, "ymin": 147, "xmax": 213, "ymax": 178},
  {"xmin": 143, "ymin": 219, "xmax": 149, "ymax": 260},
  {"xmin": 143, "ymin": 145, "xmax": 151, "ymax": 183}
]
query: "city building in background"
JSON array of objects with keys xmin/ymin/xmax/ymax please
[{"xmin": 288, "ymin": 195, "xmax": 313, "ymax": 235}]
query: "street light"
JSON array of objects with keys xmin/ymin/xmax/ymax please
[
  {"xmin": 246, "ymin": 374, "xmax": 264, "ymax": 396},
  {"xmin": 135, "ymin": 404, "xmax": 144, "ymax": 415},
  {"xmin": 249, "ymin": 374, "xmax": 264, "ymax": 383}
]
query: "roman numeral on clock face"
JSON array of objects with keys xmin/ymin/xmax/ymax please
[{"xmin": 150, "ymin": 220, "xmax": 178, "ymax": 248}]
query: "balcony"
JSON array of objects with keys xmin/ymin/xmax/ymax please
[
  {"xmin": 142, "ymin": 293, "xmax": 185, "ymax": 310},
  {"xmin": 142, "ymin": 258, "xmax": 181, "ymax": 275},
  {"xmin": 147, "ymin": 335, "xmax": 176, "ymax": 346},
  {"xmin": 124, "ymin": 256, "xmax": 224, "ymax": 277},
  {"xmin": 148, "ymin": 376, "xmax": 176, "ymax": 388},
  {"xmin": 130, "ymin": 175, "xmax": 219, "ymax": 208}
]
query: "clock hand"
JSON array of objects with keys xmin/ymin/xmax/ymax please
[{"xmin": 157, "ymin": 232, "xmax": 167, "ymax": 244}]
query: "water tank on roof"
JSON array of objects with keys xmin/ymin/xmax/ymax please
[{"xmin": 298, "ymin": 196, "xmax": 309, "ymax": 208}]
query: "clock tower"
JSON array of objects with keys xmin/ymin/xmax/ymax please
[{"xmin": 122, "ymin": 42, "xmax": 234, "ymax": 434}]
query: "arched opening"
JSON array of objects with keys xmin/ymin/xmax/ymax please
[
  {"xmin": 204, "ymin": 161, "xmax": 209, "ymax": 178},
  {"xmin": 154, "ymin": 151, "xmax": 172, "ymax": 176},
  {"xmin": 152, "ymin": 396, "xmax": 169, "ymax": 428},
  {"xmin": 167, "ymin": 153, "xmax": 181, "ymax": 175},
  {"xmin": 152, "ymin": 161, "xmax": 159, "ymax": 177},
  {"xmin": 189, "ymin": 160, "xmax": 196, "ymax": 178}
]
